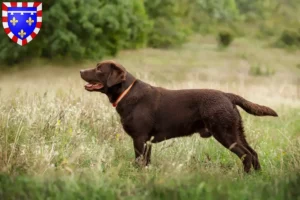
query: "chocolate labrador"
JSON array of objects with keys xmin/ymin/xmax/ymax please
[{"xmin": 80, "ymin": 60, "xmax": 278, "ymax": 173}]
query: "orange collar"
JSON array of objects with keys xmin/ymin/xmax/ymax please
[{"xmin": 112, "ymin": 80, "xmax": 136, "ymax": 108}]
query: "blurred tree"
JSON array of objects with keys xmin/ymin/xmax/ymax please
[
  {"xmin": 0, "ymin": 0, "xmax": 151, "ymax": 66},
  {"xmin": 1, "ymin": 0, "xmax": 300, "ymax": 66},
  {"xmin": 144, "ymin": 0, "xmax": 191, "ymax": 48}
]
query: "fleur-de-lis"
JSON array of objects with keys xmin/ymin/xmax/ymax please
[
  {"xmin": 10, "ymin": 17, "xmax": 18, "ymax": 26},
  {"xmin": 18, "ymin": 29, "xmax": 26, "ymax": 38},
  {"xmin": 26, "ymin": 17, "xmax": 34, "ymax": 26}
]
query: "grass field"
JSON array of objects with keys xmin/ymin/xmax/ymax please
[{"xmin": 0, "ymin": 35, "xmax": 300, "ymax": 200}]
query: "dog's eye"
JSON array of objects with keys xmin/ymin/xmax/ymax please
[{"xmin": 96, "ymin": 67, "xmax": 102, "ymax": 72}]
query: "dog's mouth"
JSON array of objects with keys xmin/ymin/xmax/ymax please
[{"xmin": 84, "ymin": 82, "xmax": 104, "ymax": 91}]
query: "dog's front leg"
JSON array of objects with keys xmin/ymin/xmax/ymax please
[{"xmin": 133, "ymin": 137, "xmax": 152, "ymax": 167}]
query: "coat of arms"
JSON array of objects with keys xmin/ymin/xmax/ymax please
[{"xmin": 2, "ymin": 2, "xmax": 42, "ymax": 46}]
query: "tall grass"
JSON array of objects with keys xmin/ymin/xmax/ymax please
[{"xmin": 0, "ymin": 36, "xmax": 300, "ymax": 199}]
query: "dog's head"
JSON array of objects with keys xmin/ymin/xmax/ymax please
[{"xmin": 80, "ymin": 60, "xmax": 127, "ymax": 93}]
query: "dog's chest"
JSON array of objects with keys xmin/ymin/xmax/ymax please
[
  {"xmin": 120, "ymin": 117, "xmax": 133, "ymax": 134},
  {"xmin": 119, "ymin": 108, "xmax": 155, "ymax": 138},
  {"xmin": 119, "ymin": 115, "xmax": 140, "ymax": 137}
]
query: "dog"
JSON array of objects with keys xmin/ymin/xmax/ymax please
[{"xmin": 80, "ymin": 60, "xmax": 278, "ymax": 173}]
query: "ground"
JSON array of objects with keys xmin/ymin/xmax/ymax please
[{"xmin": 0, "ymin": 35, "xmax": 300, "ymax": 199}]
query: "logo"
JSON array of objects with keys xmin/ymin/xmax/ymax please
[{"xmin": 2, "ymin": 2, "xmax": 42, "ymax": 46}]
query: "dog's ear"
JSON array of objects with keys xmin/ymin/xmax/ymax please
[{"xmin": 107, "ymin": 62, "xmax": 127, "ymax": 87}]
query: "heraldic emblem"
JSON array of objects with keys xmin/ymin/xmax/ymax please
[{"xmin": 2, "ymin": 2, "xmax": 42, "ymax": 46}]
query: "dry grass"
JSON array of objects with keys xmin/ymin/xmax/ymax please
[{"xmin": 0, "ymin": 35, "xmax": 300, "ymax": 199}]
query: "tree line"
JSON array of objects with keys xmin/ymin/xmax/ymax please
[{"xmin": 0, "ymin": 0, "xmax": 299, "ymax": 66}]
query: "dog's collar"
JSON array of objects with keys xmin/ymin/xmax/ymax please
[{"xmin": 112, "ymin": 80, "xmax": 136, "ymax": 108}]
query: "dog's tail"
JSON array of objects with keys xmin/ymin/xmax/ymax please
[{"xmin": 225, "ymin": 93, "xmax": 278, "ymax": 117}]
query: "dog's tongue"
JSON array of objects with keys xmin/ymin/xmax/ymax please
[
  {"xmin": 85, "ymin": 83, "xmax": 103, "ymax": 90},
  {"xmin": 85, "ymin": 83, "xmax": 93, "ymax": 88}
]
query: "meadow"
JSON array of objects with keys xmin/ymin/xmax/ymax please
[{"xmin": 0, "ymin": 35, "xmax": 300, "ymax": 199}]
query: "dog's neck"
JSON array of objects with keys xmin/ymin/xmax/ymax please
[
  {"xmin": 106, "ymin": 72, "xmax": 136, "ymax": 104},
  {"xmin": 112, "ymin": 79, "xmax": 136, "ymax": 107}
]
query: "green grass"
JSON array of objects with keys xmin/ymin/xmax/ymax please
[
  {"xmin": 249, "ymin": 63, "xmax": 276, "ymax": 76},
  {"xmin": 1, "ymin": 172, "xmax": 300, "ymax": 200},
  {"xmin": 0, "ymin": 35, "xmax": 300, "ymax": 199}
]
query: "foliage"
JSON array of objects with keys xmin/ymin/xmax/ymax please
[
  {"xmin": 1, "ymin": 0, "xmax": 300, "ymax": 65},
  {"xmin": 194, "ymin": 0, "xmax": 240, "ymax": 22},
  {"xmin": 217, "ymin": 30, "xmax": 234, "ymax": 47},
  {"xmin": 144, "ymin": 0, "xmax": 191, "ymax": 48},
  {"xmin": 0, "ymin": 0, "xmax": 151, "ymax": 65},
  {"xmin": 275, "ymin": 29, "xmax": 300, "ymax": 49}
]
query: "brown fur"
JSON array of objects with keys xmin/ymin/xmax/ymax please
[{"xmin": 80, "ymin": 60, "xmax": 278, "ymax": 173}]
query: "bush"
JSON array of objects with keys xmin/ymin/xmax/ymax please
[
  {"xmin": 217, "ymin": 30, "xmax": 234, "ymax": 47},
  {"xmin": 276, "ymin": 29, "xmax": 300, "ymax": 48},
  {"xmin": 249, "ymin": 63, "xmax": 275, "ymax": 76}
]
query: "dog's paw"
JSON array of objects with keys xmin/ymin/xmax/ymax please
[{"xmin": 134, "ymin": 156, "xmax": 147, "ymax": 168}]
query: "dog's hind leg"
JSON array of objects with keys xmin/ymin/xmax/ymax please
[
  {"xmin": 243, "ymin": 142, "xmax": 261, "ymax": 170},
  {"xmin": 238, "ymin": 132, "xmax": 261, "ymax": 170},
  {"xmin": 212, "ymin": 125, "xmax": 253, "ymax": 173},
  {"xmin": 236, "ymin": 113, "xmax": 261, "ymax": 170}
]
